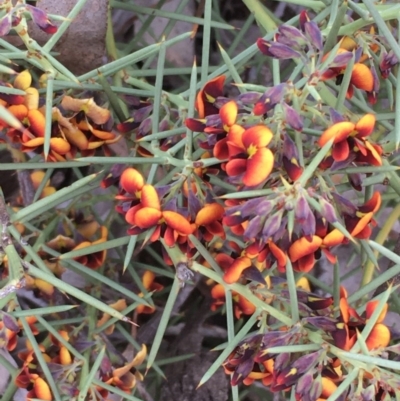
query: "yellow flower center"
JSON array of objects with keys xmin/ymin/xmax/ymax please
[{"xmin": 247, "ymin": 143, "xmax": 258, "ymax": 158}]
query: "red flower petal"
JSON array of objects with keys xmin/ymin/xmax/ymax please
[
  {"xmin": 351, "ymin": 63, "xmax": 374, "ymax": 91},
  {"xmin": 294, "ymin": 253, "xmax": 316, "ymax": 272},
  {"xmin": 8, "ymin": 104, "xmax": 28, "ymax": 121},
  {"xmin": 196, "ymin": 75, "xmax": 225, "ymax": 118},
  {"xmin": 215, "ymin": 253, "xmax": 235, "ymax": 270},
  {"xmin": 185, "ymin": 118, "xmax": 206, "ymax": 132},
  {"xmin": 243, "ymin": 148, "xmax": 274, "ymax": 186},
  {"xmin": 223, "ymin": 256, "xmax": 252, "ymax": 284},
  {"xmin": 120, "ymin": 168, "xmax": 145, "ymax": 193},
  {"xmin": 361, "ymin": 141, "xmax": 382, "ymax": 166},
  {"xmin": 322, "ymin": 228, "xmax": 345, "ymax": 247},
  {"xmin": 359, "ymin": 191, "xmax": 381, "ymax": 213},
  {"xmin": 242, "ymin": 125, "xmax": 273, "ymax": 149},
  {"xmin": 289, "ymin": 236, "xmax": 322, "ymax": 262},
  {"xmin": 220, "ymin": 100, "xmax": 237, "ymax": 127},
  {"xmin": 332, "ymin": 139, "xmax": 350, "ymax": 162},
  {"xmin": 366, "ymin": 300, "xmax": 387, "ymax": 323},
  {"xmin": 23, "ymin": 137, "xmax": 44, "ymax": 147},
  {"xmin": 140, "ymin": 184, "xmax": 160, "ymax": 210},
  {"xmin": 50, "ymin": 138, "xmax": 71, "ymax": 154},
  {"xmin": 162, "ymin": 211, "xmax": 193, "ymax": 235},
  {"xmin": 320, "ymin": 377, "xmax": 338, "ymax": 398},
  {"xmin": 125, "ymin": 204, "xmax": 142, "ymax": 225},
  {"xmin": 355, "ymin": 113, "xmax": 375, "ymax": 137},
  {"xmin": 226, "ymin": 158, "xmax": 247, "ymax": 177},
  {"xmin": 318, "ymin": 122, "xmax": 355, "ymax": 147},
  {"xmin": 366, "ymin": 323, "xmax": 390, "ymax": 349},
  {"xmin": 214, "ymin": 137, "xmax": 229, "ymax": 159},
  {"xmin": 227, "ymin": 124, "xmax": 245, "ymax": 149},
  {"xmin": 350, "ymin": 212, "xmax": 373, "ymax": 237},
  {"xmin": 27, "ymin": 109, "xmax": 45, "ymax": 137},
  {"xmin": 134, "ymin": 207, "xmax": 162, "ymax": 228},
  {"xmin": 269, "ymin": 241, "xmax": 287, "ymax": 269},
  {"xmin": 33, "ymin": 377, "xmax": 52, "ymax": 401},
  {"xmin": 211, "ymin": 283, "xmax": 225, "ymax": 299},
  {"xmin": 195, "ymin": 203, "xmax": 225, "ymax": 226}
]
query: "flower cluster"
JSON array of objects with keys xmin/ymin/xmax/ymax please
[
  {"xmin": 9, "ymin": 320, "xmax": 147, "ymax": 400},
  {"xmin": 0, "ymin": 2, "xmax": 398, "ymax": 401},
  {"xmin": 110, "ymin": 9, "xmax": 399, "ymax": 401},
  {"xmin": 0, "ymin": 70, "xmax": 121, "ymax": 161},
  {"xmin": 223, "ymin": 285, "xmax": 393, "ymax": 400}
]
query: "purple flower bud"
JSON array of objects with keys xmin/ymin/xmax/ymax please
[
  {"xmin": 242, "ymin": 265, "xmax": 266, "ymax": 284},
  {"xmin": 278, "ymin": 25, "xmax": 308, "ymax": 49},
  {"xmin": 205, "ymin": 114, "xmax": 222, "ymax": 127},
  {"xmin": 123, "ymin": 95, "xmax": 142, "ymax": 106},
  {"xmin": 268, "ymin": 42, "xmax": 302, "ymax": 59},
  {"xmin": 253, "ymin": 83, "xmax": 286, "ymax": 116},
  {"xmin": 73, "ymin": 339, "xmax": 95, "ymax": 352},
  {"xmin": 158, "ymin": 118, "xmax": 169, "ymax": 132},
  {"xmin": 304, "ymin": 316, "xmax": 337, "ymax": 331},
  {"xmin": 212, "ymin": 96, "xmax": 232, "ymax": 109},
  {"xmin": 262, "ymin": 211, "xmax": 283, "ymax": 239},
  {"xmin": 331, "ymin": 192, "xmax": 357, "ymax": 215},
  {"xmin": 241, "ymin": 197, "xmax": 272, "ymax": 218},
  {"xmin": 273, "ymin": 352, "xmax": 291, "ymax": 372},
  {"xmin": 295, "ymin": 194, "xmax": 310, "ymax": 222},
  {"xmin": 330, "ymin": 51, "xmax": 353, "ymax": 68},
  {"xmin": 296, "ymin": 371, "xmax": 314, "ymax": 397},
  {"xmin": 100, "ymin": 354, "xmax": 112, "ymax": 374},
  {"xmin": 380, "ymin": 50, "xmax": 398, "ymax": 79},
  {"xmin": 304, "ymin": 21, "xmax": 323, "ymax": 51},
  {"xmin": 272, "ymin": 216, "xmax": 288, "ymax": 242},
  {"xmin": 26, "ymin": 5, "xmax": 57, "ymax": 34},
  {"xmin": 370, "ymin": 62, "xmax": 380, "ymax": 92},
  {"xmin": 2, "ymin": 312, "xmax": 19, "ymax": 332},
  {"xmin": 236, "ymin": 92, "xmax": 262, "ymax": 105},
  {"xmin": 329, "ymin": 108, "xmax": 345, "ymax": 124},
  {"xmin": 188, "ymin": 189, "xmax": 202, "ymax": 218},
  {"xmin": 292, "ymin": 351, "xmax": 321, "ymax": 374},
  {"xmin": 299, "ymin": 11, "xmax": 309, "ymax": 33},
  {"xmin": 46, "ymin": 363, "xmax": 65, "ymax": 379},
  {"xmin": 302, "ymin": 210, "xmax": 316, "ymax": 237},
  {"xmin": 243, "ymin": 215, "xmax": 263, "ymax": 240},
  {"xmin": 354, "ymin": 46, "xmax": 363, "ymax": 63},
  {"xmin": 283, "ymin": 133, "xmax": 299, "ymax": 159},
  {"xmin": 330, "ymin": 154, "xmax": 355, "ymax": 171},
  {"xmin": 318, "ymin": 197, "xmax": 338, "ymax": 223},
  {"xmin": 283, "ymin": 102, "xmax": 303, "ymax": 131},
  {"xmin": 132, "ymin": 105, "xmax": 153, "ymax": 122},
  {"xmin": 257, "ymin": 38, "xmax": 273, "ymax": 56},
  {"xmin": 0, "ymin": 15, "xmax": 11, "ymax": 36},
  {"xmin": 231, "ymin": 357, "xmax": 254, "ymax": 385},
  {"xmin": 310, "ymin": 376, "xmax": 323, "ymax": 401},
  {"xmin": 138, "ymin": 117, "xmax": 152, "ymax": 136},
  {"xmin": 156, "ymin": 183, "xmax": 174, "ymax": 199}
]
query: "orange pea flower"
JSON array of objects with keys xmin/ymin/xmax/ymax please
[
  {"xmin": 125, "ymin": 184, "xmax": 193, "ymax": 243},
  {"xmin": 318, "ymin": 114, "xmax": 381, "ymax": 165},
  {"xmin": 225, "ymin": 124, "xmax": 274, "ymax": 186},
  {"xmin": 323, "ymin": 192, "xmax": 381, "ymax": 247},
  {"xmin": 332, "ymin": 287, "xmax": 391, "ymax": 351},
  {"xmin": 194, "ymin": 202, "xmax": 226, "ymax": 242},
  {"xmin": 136, "ymin": 270, "xmax": 164, "ymax": 315},
  {"xmin": 71, "ymin": 226, "xmax": 108, "ymax": 269},
  {"xmin": 195, "ymin": 75, "xmax": 225, "ymax": 118},
  {"xmin": 104, "ymin": 344, "xmax": 147, "ymax": 392}
]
